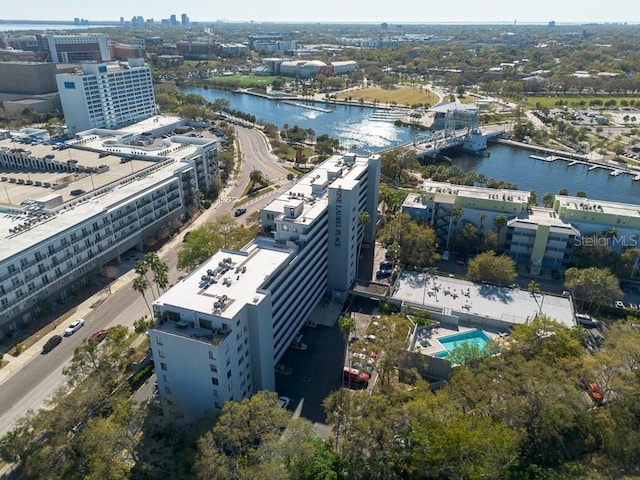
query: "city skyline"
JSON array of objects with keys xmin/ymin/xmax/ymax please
[{"xmin": 1, "ymin": 0, "xmax": 638, "ymax": 24}]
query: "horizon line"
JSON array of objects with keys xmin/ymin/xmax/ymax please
[{"xmin": 0, "ymin": 19, "xmax": 638, "ymax": 26}]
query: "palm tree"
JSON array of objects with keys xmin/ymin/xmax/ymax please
[
  {"xmin": 145, "ymin": 252, "xmax": 169, "ymax": 295},
  {"xmin": 446, "ymin": 205, "xmax": 463, "ymax": 250},
  {"xmin": 133, "ymin": 276, "xmax": 152, "ymax": 316},
  {"xmin": 134, "ymin": 259, "xmax": 156, "ymax": 299},
  {"xmin": 527, "ymin": 280, "xmax": 542, "ymax": 315},
  {"xmin": 493, "ymin": 215, "xmax": 507, "ymax": 250},
  {"xmin": 356, "ymin": 211, "xmax": 371, "ymax": 278}
]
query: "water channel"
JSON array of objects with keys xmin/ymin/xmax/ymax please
[{"xmin": 182, "ymin": 86, "xmax": 640, "ymax": 204}]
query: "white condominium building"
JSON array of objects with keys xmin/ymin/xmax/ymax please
[
  {"xmin": 149, "ymin": 153, "xmax": 380, "ymax": 418},
  {"xmin": 56, "ymin": 60, "xmax": 156, "ymax": 134}
]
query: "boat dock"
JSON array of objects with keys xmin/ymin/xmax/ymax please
[
  {"xmin": 610, "ymin": 169, "xmax": 623, "ymax": 177},
  {"xmin": 280, "ymin": 100, "xmax": 333, "ymax": 113},
  {"xmin": 530, "ymin": 154, "xmax": 556, "ymax": 162}
]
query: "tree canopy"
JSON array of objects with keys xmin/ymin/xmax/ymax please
[
  {"xmin": 177, "ymin": 215, "xmax": 258, "ymax": 271},
  {"xmin": 467, "ymin": 251, "xmax": 517, "ymax": 286}
]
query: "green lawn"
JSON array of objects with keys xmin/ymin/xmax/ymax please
[
  {"xmin": 204, "ymin": 75, "xmax": 279, "ymax": 88},
  {"xmin": 336, "ymin": 85, "xmax": 438, "ymax": 106},
  {"xmin": 521, "ymin": 95, "xmax": 640, "ymax": 109}
]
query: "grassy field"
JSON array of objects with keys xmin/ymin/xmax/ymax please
[
  {"xmin": 204, "ymin": 75, "xmax": 279, "ymax": 88},
  {"xmin": 522, "ymin": 96, "xmax": 640, "ymax": 109},
  {"xmin": 336, "ymin": 85, "xmax": 439, "ymax": 106}
]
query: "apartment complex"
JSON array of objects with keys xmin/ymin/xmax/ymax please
[
  {"xmin": 402, "ymin": 180, "xmax": 531, "ymax": 246},
  {"xmin": 506, "ymin": 207, "xmax": 579, "ymax": 274},
  {"xmin": 0, "ymin": 116, "xmax": 218, "ymax": 340},
  {"xmin": 554, "ymin": 195, "xmax": 640, "ymax": 249},
  {"xmin": 38, "ymin": 34, "xmax": 111, "ymax": 64},
  {"xmin": 56, "ymin": 60, "xmax": 156, "ymax": 134},
  {"xmin": 149, "ymin": 153, "xmax": 380, "ymax": 418},
  {"xmin": 403, "ymin": 180, "xmax": 640, "ymax": 274}
]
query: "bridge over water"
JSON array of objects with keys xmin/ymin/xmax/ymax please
[{"xmin": 377, "ymin": 124, "xmax": 506, "ymax": 158}]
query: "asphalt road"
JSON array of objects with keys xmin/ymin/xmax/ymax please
[{"xmin": 0, "ymin": 125, "xmax": 289, "ymax": 439}]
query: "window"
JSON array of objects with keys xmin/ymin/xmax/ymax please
[
  {"xmin": 215, "ymin": 401, "xmax": 222, "ymax": 409},
  {"xmin": 162, "ymin": 374, "xmax": 168, "ymax": 382},
  {"xmin": 156, "ymin": 337, "xmax": 163, "ymax": 345},
  {"xmin": 212, "ymin": 377, "xmax": 219, "ymax": 385},
  {"xmin": 158, "ymin": 350, "xmax": 165, "ymax": 358},
  {"xmin": 210, "ymin": 364, "xmax": 218, "ymax": 373},
  {"xmin": 227, "ymin": 369, "xmax": 232, "ymax": 379},
  {"xmin": 160, "ymin": 362, "xmax": 167, "ymax": 371},
  {"xmin": 209, "ymin": 351, "xmax": 216, "ymax": 360},
  {"xmin": 213, "ymin": 389, "xmax": 219, "ymax": 397},
  {"xmin": 64, "ymin": 81, "xmax": 76, "ymax": 89}
]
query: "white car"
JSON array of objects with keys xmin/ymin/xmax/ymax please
[
  {"xmin": 615, "ymin": 301, "xmax": 625, "ymax": 309},
  {"xmin": 278, "ymin": 396, "xmax": 291, "ymax": 409},
  {"xmin": 64, "ymin": 318, "xmax": 85, "ymax": 336}
]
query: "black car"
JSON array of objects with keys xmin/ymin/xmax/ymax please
[
  {"xmin": 379, "ymin": 260, "xmax": 394, "ymax": 270},
  {"xmin": 376, "ymin": 269, "xmax": 393, "ymax": 279},
  {"xmin": 234, "ymin": 207, "xmax": 247, "ymax": 217},
  {"xmin": 42, "ymin": 335, "xmax": 62, "ymax": 353}
]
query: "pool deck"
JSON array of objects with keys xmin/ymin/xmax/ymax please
[{"xmin": 412, "ymin": 324, "xmax": 500, "ymax": 358}]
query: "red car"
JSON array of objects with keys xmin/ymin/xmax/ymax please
[
  {"xmin": 89, "ymin": 329, "xmax": 107, "ymax": 344},
  {"xmin": 343, "ymin": 367, "xmax": 370, "ymax": 385}
]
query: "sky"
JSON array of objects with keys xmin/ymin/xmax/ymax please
[{"xmin": 1, "ymin": 0, "xmax": 639, "ymax": 24}]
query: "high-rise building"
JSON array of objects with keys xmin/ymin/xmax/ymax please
[
  {"xmin": 38, "ymin": 33, "xmax": 111, "ymax": 64},
  {"xmin": 56, "ymin": 59, "xmax": 156, "ymax": 134},
  {"xmin": 181, "ymin": 13, "xmax": 190, "ymax": 26},
  {"xmin": 149, "ymin": 153, "xmax": 380, "ymax": 418}
]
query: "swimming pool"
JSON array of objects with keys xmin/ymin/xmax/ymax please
[{"xmin": 433, "ymin": 329, "xmax": 492, "ymax": 359}]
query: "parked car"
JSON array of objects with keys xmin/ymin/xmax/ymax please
[
  {"xmin": 376, "ymin": 269, "xmax": 392, "ymax": 279},
  {"xmin": 42, "ymin": 334, "xmax": 62, "ymax": 353},
  {"xmin": 234, "ymin": 207, "xmax": 247, "ymax": 217},
  {"xmin": 343, "ymin": 367, "xmax": 370, "ymax": 385},
  {"xmin": 575, "ymin": 314, "xmax": 600, "ymax": 328},
  {"xmin": 615, "ymin": 300, "xmax": 625, "ymax": 308},
  {"xmin": 351, "ymin": 361, "xmax": 374, "ymax": 374},
  {"xmin": 379, "ymin": 260, "xmax": 394, "ymax": 270},
  {"xmin": 89, "ymin": 329, "xmax": 107, "ymax": 344},
  {"xmin": 64, "ymin": 318, "xmax": 85, "ymax": 336}
]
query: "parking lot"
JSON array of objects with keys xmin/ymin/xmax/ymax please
[{"xmin": 275, "ymin": 323, "xmax": 345, "ymax": 436}]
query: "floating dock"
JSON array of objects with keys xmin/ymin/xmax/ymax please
[
  {"xmin": 530, "ymin": 154, "xmax": 555, "ymax": 162},
  {"xmin": 610, "ymin": 169, "xmax": 622, "ymax": 177},
  {"xmin": 280, "ymin": 100, "xmax": 333, "ymax": 113}
]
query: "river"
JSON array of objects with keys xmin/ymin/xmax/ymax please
[
  {"xmin": 181, "ymin": 86, "xmax": 640, "ymax": 204},
  {"xmin": 180, "ymin": 86, "xmax": 421, "ymax": 152}
]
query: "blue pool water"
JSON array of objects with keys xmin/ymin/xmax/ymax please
[{"xmin": 434, "ymin": 329, "xmax": 492, "ymax": 358}]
